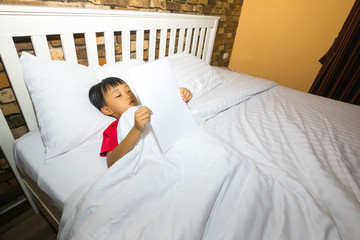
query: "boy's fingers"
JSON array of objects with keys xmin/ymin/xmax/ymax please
[
  {"xmin": 179, "ymin": 88, "xmax": 192, "ymax": 102},
  {"xmin": 137, "ymin": 106, "xmax": 152, "ymax": 115},
  {"xmin": 137, "ymin": 109, "xmax": 152, "ymax": 121},
  {"xmin": 180, "ymin": 88, "xmax": 186, "ymax": 98},
  {"xmin": 182, "ymin": 90, "xmax": 191, "ymax": 102},
  {"xmin": 147, "ymin": 107, "xmax": 153, "ymax": 114},
  {"xmin": 142, "ymin": 106, "xmax": 152, "ymax": 114}
]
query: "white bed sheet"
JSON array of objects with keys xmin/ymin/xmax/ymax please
[{"xmin": 14, "ymin": 130, "xmax": 107, "ymax": 210}]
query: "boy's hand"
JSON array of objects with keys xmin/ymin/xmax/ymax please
[
  {"xmin": 180, "ymin": 88, "xmax": 192, "ymax": 102},
  {"xmin": 134, "ymin": 106, "xmax": 152, "ymax": 132}
]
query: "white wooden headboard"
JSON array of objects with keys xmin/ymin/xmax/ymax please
[{"xmin": 0, "ymin": 4, "xmax": 219, "ymax": 220}]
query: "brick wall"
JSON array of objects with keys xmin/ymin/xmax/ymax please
[{"xmin": 0, "ymin": 0, "xmax": 243, "ymax": 212}]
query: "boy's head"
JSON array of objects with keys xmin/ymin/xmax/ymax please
[{"xmin": 89, "ymin": 77, "xmax": 138, "ymax": 119}]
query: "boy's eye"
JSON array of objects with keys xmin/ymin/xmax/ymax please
[
  {"xmin": 128, "ymin": 90, "xmax": 132, "ymax": 93},
  {"xmin": 116, "ymin": 94, "xmax": 121, "ymax": 98}
]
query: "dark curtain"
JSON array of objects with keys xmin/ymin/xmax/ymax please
[{"xmin": 309, "ymin": 0, "xmax": 360, "ymax": 105}]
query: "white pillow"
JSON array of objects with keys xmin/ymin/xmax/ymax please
[
  {"xmin": 167, "ymin": 53, "xmax": 224, "ymax": 98},
  {"xmin": 20, "ymin": 52, "xmax": 144, "ymax": 161}
]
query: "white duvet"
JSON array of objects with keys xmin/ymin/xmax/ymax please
[
  {"xmin": 58, "ymin": 73, "xmax": 360, "ymax": 239},
  {"xmin": 59, "ymin": 109, "xmax": 339, "ymax": 240}
]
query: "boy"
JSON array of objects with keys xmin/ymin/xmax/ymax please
[{"xmin": 89, "ymin": 77, "xmax": 192, "ymax": 168}]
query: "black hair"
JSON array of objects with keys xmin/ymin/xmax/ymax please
[{"xmin": 89, "ymin": 77, "xmax": 125, "ymax": 111}]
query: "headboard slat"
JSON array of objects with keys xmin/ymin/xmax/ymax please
[
  {"xmin": 191, "ymin": 28, "xmax": 199, "ymax": 56},
  {"xmin": 177, "ymin": 28, "xmax": 185, "ymax": 53},
  {"xmin": 159, "ymin": 29, "xmax": 167, "ymax": 59},
  {"xmin": 84, "ymin": 32, "xmax": 98, "ymax": 66},
  {"xmin": 197, "ymin": 28, "xmax": 206, "ymax": 59},
  {"xmin": 104, "ymin": 31, "xmax": 115, "ymax": 64},
  {"xmin": 168, "ymin": 28, "xmax": 176, "ymax": 56},
  {"xmin": 148, "ymin": 29, "xmax": 156, "ymax": 61},
  {"xmin": 31, "ymin": 35, "xmax": 51, "ymax": 60},
  {"xmin": 204, "ymin": 24, "xmax": 218, "ymax": 63},
  {"xmin": 184, "ymin": 28, "xmax": 192, "ymax": 54},
  {"xmin": 202, "ymin": 28, "xmax": 211, "ymax": 62},
  {"xmin": 122, "ymin": 30, "xmax": 131, "ymax": 61},
  {"xmin": 60, "ymin": 33, "xmax": 77, "ymax": 63},
  {"xmin": 136, "ymin": 30, "xmax": 144, "ymax": 61}
]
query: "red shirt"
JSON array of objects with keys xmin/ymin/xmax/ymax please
[{"xmin": 100, "ymin": 120, "xmax": 119, "ymax": 157}]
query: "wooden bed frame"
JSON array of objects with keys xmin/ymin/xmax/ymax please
[{"xmin": 0, "ymin": 4, "xmax": 219, "ymax": 230}]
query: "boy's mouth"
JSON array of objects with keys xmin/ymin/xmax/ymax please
[{"xmin": 129, "ymin": 100, "xmax": 136, "ymax": 105}]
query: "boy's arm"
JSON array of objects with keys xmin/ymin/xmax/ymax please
[
  {"xmin": 106, "ymin": 106, "xmax": 152, "ymax": 168},
  {"xmin": 106, "ymin": 127, "xmax": 142, "ymax": 167}
]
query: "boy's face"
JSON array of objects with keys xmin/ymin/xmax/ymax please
[{"xmin": 101, "ymin": 83, "xmax": 138, "ymax": 119}]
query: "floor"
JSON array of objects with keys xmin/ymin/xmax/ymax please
[{"xmin": 0, "ymin": 209, "xmax": 57, "ymax": 240}]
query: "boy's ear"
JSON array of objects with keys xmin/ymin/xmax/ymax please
[{"xmin": 100, "ymin": 106, "xmax": 113, "ymax": 116}]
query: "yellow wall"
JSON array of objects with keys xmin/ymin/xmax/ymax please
[{"xmin": 229, "ymin": 0, "xmax": 355, "ymax": 92}]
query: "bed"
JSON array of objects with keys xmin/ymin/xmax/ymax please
[{"xmin": 1, "ymin": 4, "xmax": 360, "ymax": 240}]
